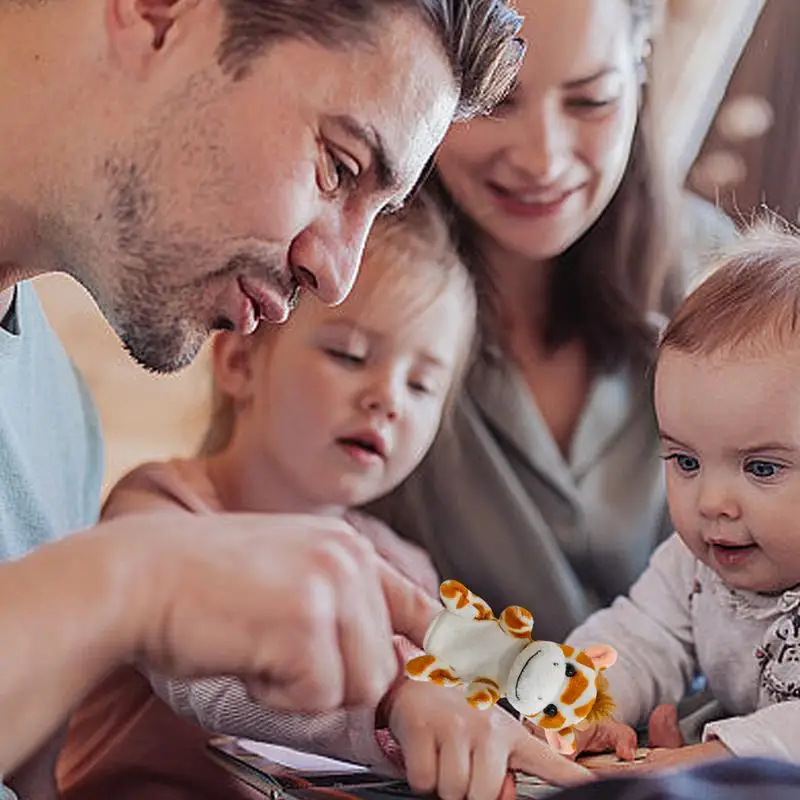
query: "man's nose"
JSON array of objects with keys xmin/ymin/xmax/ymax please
[{"xmin": 290, "ymin": 210, "xmax": 375, "ymax": 306}]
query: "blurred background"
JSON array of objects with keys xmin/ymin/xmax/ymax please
[{"xmin": 35, "ymin": 0, "xmax": 794, "ymax": 495}]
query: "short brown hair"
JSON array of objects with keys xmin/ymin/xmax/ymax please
[
  {"xmin": 216, "ymin": 0, "xmax": 524, "ymax": 121},
  {"xmin": 660, "ymin": 225, "xmax": 800, "ymax": 358},
  {"xmin": 199, "ymin": 189, "xmax": 477, "ymax": 456}
]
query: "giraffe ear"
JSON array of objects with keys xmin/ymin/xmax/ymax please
[{"xmin": 583, "ymin": 644, "xmax": 617, "ymax": 670}]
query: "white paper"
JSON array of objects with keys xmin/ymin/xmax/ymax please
[{"xmin": 237, "ymin": 739, "xmax": 370, "ymax": 774}]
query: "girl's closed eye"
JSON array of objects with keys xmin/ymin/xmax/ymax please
[
  {"xmin": 662, "ymin": 452, "xmax": 701, "ymax": 475},
  {"xmin": 324, "ymin": 347, "xmax": 365, "ymax": 366}
]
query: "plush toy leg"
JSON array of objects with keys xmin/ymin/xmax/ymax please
[
  {"xmin": 498, "ymin": 605, "xmax": 534, "ymax": 639},
  {"xmin": 545, "ymin": 727, "xmax": 577, "ymax": 756},
  {"xmin": 405, "ymin": 654, "xmax": 462, "ymax": 687},
  {"xmin": 439, "ymin": 580, "xmax": 495, "ymax": 620},
  {"xmin": 465, "ymin": 677, "xmax": 501, "ymax": 710}
]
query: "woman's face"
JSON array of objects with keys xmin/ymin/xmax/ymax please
[{"xmin": 437, "ymin": 0, "xmax": 644, "ymax": 263}]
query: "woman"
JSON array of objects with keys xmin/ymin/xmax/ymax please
[{"xmin": 371, "ymin": 0, "xmax": 737, "ymax": 641}]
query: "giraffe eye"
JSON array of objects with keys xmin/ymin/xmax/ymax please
[
  {"xmin": 543, "ymin": 704, "xmax": 558, "ymax": 717},
  {"xmin": 565, "ymin": 663, "xmax": 577, "ymax": 677}
]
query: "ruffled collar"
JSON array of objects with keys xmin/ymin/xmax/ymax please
[{"xmin": 701, "ymin": 562, "xmax": 800, "ymax": 621}]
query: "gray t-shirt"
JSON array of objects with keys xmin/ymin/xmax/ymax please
[{"xmin": 0, "ymin": 281, "xmax": 104, "ymax": 797}]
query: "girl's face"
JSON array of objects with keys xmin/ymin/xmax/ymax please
[
  {"xmin": 218, "ymin": 252, "xmax": 473, "ymax": 514},
  {"xmin": 436, "ymin": 0, "xmax": 644, "ymax": 264}
]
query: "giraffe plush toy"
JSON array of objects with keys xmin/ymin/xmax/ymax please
[{"xmin": 405, "ymin": 580, "xmax": 618, "ymax": 755}]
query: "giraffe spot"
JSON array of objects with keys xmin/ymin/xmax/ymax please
[
  {"xmin": 474, "ymin": 602, "xmax": 494, "ymax": 620},
  {"xmin": 538, "ymin": 710, "xmax": 566, "ymax": 730},
  {"xmin": 574, "ymin": 700, "xmax": 594, "ymax": 719},
  {"xmin": 430, "ymin": 668, "xmax": 461, "ymax": 686},
  {"xmin": 561, "ymin": 670, "xmax": 589, "ymax": 705},
  {"xmin": 576, "ymin": 651, "xmax": 594, "ymax": 670},
  {"xmin": 406, "ymin": 655, "xmax": 437, "ymax": 678},
  {"xmin": 560, "ymin": 644, "xmax": 575, "ymax": 658},
  {"xmin": 468, "ymin": 690, "xmax": 495, "ymax": 708}
]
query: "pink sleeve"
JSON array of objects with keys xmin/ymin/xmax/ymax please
[{"xmin": 345, "ymin": 510, "xmax": 440, "ymax": 598}]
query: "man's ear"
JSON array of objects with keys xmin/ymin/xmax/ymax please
[
  {"xmin": 104, "ymin": 0, "xmax": 207, "ymax": 79},
  {"xmin": 583, "ymin": 644, "xmax": 618, "ymax": 670},
  {"xmin": 210, "ymin": 331, "xmax": 261, "ymax": 404}
]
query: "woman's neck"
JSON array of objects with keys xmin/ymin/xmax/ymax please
[
  {"xmin": 202, "ymin": 445, "xmax": 347, "ymax": 519},
  {"xmin": 479, "ymin": 234, "xmax": 552, "ymax": 353}
]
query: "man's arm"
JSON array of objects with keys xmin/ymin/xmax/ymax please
[{"xmin": 0, "ymin": 511, "xmax": 441, "ymax": 774}]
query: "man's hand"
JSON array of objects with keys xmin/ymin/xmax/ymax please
[
  {"xmin": 386, "ymin": 681, "xmax": 593, "ymax": 799},
  {"xmin": 115, "ymin": 512, "xmax": 441, "ymax": 711}
]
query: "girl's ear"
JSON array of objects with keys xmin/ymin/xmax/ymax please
[
  {"xmin": 583, "ymin": 644, "xmax": 618, "ymax": 670},
  {"xmin": 210, "ymin": 331, "xmax": 261, "ymax": 403}
]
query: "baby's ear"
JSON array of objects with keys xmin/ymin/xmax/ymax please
[{"xmin": 584, "ymin": 644, "xmax": 617, "ymax": 670}]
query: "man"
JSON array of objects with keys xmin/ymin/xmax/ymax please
[{"xmin": 0, "ymin": 0, "xmax": 590, "ymax": 796}]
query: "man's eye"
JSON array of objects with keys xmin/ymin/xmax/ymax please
[{"xmin": 324, "ymin": 148, "xmax": 359, "ymax": 193}]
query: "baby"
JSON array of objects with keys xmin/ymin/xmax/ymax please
[
  {"xmin": 57, "ymin": 192, "xmax": 586, "ymax": 799},
  {"xmin": 563, "ymin": 227, "xmax": 800, "ymax": 771}
]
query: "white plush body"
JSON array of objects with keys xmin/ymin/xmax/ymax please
[{"xmin": 423, "ymin": 610, "xmax": 526, "ymax": 693}]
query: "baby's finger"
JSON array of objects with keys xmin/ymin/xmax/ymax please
[
  {"xmin": 509, "ymin": 731, "xmax": 594, "ymax": 787},
  {"xmin": 648, "ymin": 704, "xmax": 684, "ymax": 749},
  {"xmin": 468, "ymin": 738, "xmax": 508, "ymax": 800},
  {"xmin": 402, "ymin": 727, "xmax": 438, "ymax": 797},
  {"xmin": 437, "ymin": 736, "xmax": 472, "ymax": 800}
]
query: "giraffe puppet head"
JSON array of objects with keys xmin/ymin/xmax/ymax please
[{"xmin": 406, "ymin": 580, "xmax": 617, "ymax": 755}]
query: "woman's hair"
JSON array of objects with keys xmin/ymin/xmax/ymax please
[
  {"xmin": 660, "ymin": 224, "xmax": 800, "ymax": 359},
  {"xmin": 429, "ymin": 0, "xmax": 682, "ymax": 374},
  {"xmin": 198, "ymin": 189, "xmax": 477, "ymax": 456}
]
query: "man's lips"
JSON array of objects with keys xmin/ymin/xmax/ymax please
[{"xmin": 238, "ymin": 277, "xmax": 292, "ymax": 326}]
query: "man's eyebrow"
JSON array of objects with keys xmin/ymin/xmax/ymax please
[
  {"xmin": 563, "ymin": 66, "xmax": 618, "ymax": 89},
  {"xmin": 329, "ymin": 114, "xmax": 403, "ymax": 197}
]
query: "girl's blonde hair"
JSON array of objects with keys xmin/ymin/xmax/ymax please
[{"xmin": 198, "ymin": 190, "xmax": 477, "ymax": 456}]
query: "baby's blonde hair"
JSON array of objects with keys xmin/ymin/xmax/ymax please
[
  {"xmin": 198, "ymin": 190, "xmax": 477, "ymax": 456},
  {"xmin": 660, "ymin": 223, "xmax": 800, "ymax": 359}
]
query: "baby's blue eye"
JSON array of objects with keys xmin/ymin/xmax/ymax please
[
  {"xmin": 746, "ymin": 460, "xmax": 782, "ymax": 479},
  {"xmin": 663, "ymin": 453, "xmax": 700, "ymax": 473}
]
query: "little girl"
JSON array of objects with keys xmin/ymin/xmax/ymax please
[
  {"xmin": 561, "ymin": 228, "xmax": 800, "ymax": 771},
  {"xmin": 57, "ymin": 193, "xmax": 586, "ymax": 799}
]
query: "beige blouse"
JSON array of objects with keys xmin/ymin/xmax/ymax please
[{"xmin": 370, "ymin": 195, "xmax": 737, "ymax": 642}]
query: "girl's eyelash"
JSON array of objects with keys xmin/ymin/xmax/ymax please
[{"xmin": 325, "ymin": 348, "xmax": 363, "ymax": 365}]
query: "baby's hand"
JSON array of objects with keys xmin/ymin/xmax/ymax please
[
  {"xmin": 386, "ymin": 681, "xmax": 592, "ymax": 800},
  {"xmin": 570, "ymin": 719, "xmax": 639, "ymax": 762}
]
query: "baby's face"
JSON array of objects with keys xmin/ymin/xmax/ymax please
[{"xmin": 655, "ymin": 347, "xmax": 800, "ymax": 594}]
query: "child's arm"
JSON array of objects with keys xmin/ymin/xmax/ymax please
[
  {"xmin": 145, "ymin": 668, "xmax": 402, "ymax": 773},
  {"xmin": 702, "ymin": 700, "xmax": 800, "ymax": 762},
  {"xmin": 566, "ymin": 534, "xmax": 699, "ymax": 732}
]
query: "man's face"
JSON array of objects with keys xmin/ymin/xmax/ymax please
[{"xmin": 67, "ymin": 3, "xmax": 457, "ymax": 373}]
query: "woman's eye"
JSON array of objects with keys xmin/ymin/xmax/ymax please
[
  {"xmin": 325, "ymin": 348, "xmax": 364, "ymax": 366},
  {"xmin": 567, "ymin": 97, "xmax": 618, "ymax": 114},
  {"xmin": 663, "ymin": 453, "xmax": 700, "ymax": 474},
  {"xmin": 745, "ymin": 460, "xmax": 783, "ymax": 480}
]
